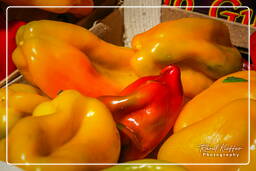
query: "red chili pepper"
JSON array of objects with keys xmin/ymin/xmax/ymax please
[
  {"xmin": 0, "ymin": 16, "xmax": 26, "ymax": 80},
  {"xmin": 99, "ymin": 65, "xmax": 183, "ymax": 161}
]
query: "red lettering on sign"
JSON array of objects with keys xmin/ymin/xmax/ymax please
[
  {"xmin": 220, "ymin": 11, "xmax": 240, "ymax": 21},
  {"xmin": 173, "ymin": 0, "xmax": 194, "ymax": 11},
  {"xmin": 240, "ymin": 9, "xmax": 253, "ymax": 25},
  {"xmin": 209, "ymin": 0, "xmax": 242, "ymax": 17},
  {"xmin": 163, "ymin": 0, "xmax": 171, "ymax": 5}
]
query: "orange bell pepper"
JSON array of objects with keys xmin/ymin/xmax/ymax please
[{"xmin": 13, "ymin": 20, "xmax": 136, "ymax": 98}]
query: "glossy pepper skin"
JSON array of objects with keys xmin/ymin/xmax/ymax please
[
  {"xmin": 0, "ymin": 19, "xmax": 26, "ymax": 80},
  {"xmin": 158, "ymin": 70, "xmax": 256, "ymax": 171},
  {"xmin": 103, "ymin": 159, "xmax": 187, "ymax": 171},
  {"xmin": 1, "ymin": 0, "xmax": 94, "ymax": 16},
  {"xmin": 131, "ymin": 17, "xmax": 242, "ymax": 97},
  {"xmin": 4, "ymin": 90, "xmax": 120, "ymax": 171},
  {"xmin": 0, "ymin": 83, "xmax": 48, "ymax": 162},
  {"xmin": 0, "ymin": 83, "xmax": 49, "ymax": 139},
  {"xmin": 13, "ymin": 18, "xmax": 241, "ymax": 99},
  {"xmin": 13, "ymin": 20, "xmax": 136, "ymax": 98},
  {"xmin": 99, "ymin": 65, "xmax": 183, "ymax": 162}
]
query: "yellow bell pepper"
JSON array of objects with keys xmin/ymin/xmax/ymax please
[
  {"xmin": 1, "ymin": 0, "xmax": 94, "ymax": 16},
  {"xmin": 174, "ymin": 71, "xmax": 255, "ymax": 131},
  {"xmin": 5, "ymin": 90, "xmax": 120, "ymax": 171},
  {"xmin": 13, "ymin": 18, "xmax": 241, "ymax": 98},
  {"xmin": 0, "ymin": 83, "xmax": 49, "ymax": 139},
  {"xmin": 131, "ymin": 18, "xmax": 242, "ymax": 97},
  {"xmin": 0, "ymin": 83, "xmax": 49, "ymax": 162},
  {"xmin": 157, "ymin": 70, "xmax": 255, "ymax": 171}
]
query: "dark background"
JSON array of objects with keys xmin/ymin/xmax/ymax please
[{"xmin": 162, "ymin": 0, "xmax": 256, "ymax": 27}]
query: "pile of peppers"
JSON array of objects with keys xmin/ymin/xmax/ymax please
[
  {"xmin": 13, "ymin": 18, "xmax": 242, "ymax": 98},
  {"xmin": 0, "ymin": 17, "xmax": 255, "ymax": 171}
]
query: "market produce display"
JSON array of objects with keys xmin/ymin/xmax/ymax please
[{"xmin": 0, "ymin": 16, "xmax": 254, "ymax": 171}]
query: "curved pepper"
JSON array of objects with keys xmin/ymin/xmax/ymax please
[
  {"xmin": 5, "ymin": 90, "xmax": 120, "ymax": 171},
  {"xmin": 1, "ymin": 0, "xmax": 94, "ymax": 16},
  {"xmin": 131, "ymin": 17, "xmax": 242, "ymax": 97},
  {"xmin": 13, "ymin": 18, "xmax": 241, "ymax": 98},
  {"xmin": 13, "ymin": 20, "xmax": 136, "ymax": 98},
  {"xmin": 103, "ymin": 159, "xmax": 187, "ymax": 171},
  {"xmin": 0, "ymin": 83, "xmax": 49, "ymax": 139},
  {"xmin": 158, "ymin": 70, "xmax": 255, "ymax": 171},
  {"xmin": 174, "ymin": 70, "xmax": 255, "ymax": 131},
  {"xmin": 99, "ymin": 65, "xmax": 183, "ymax": 161}
]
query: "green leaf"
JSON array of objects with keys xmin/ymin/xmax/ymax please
[{"xmin": 223, "ymin": 76, "xmax": 248, "ymax": 83}]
